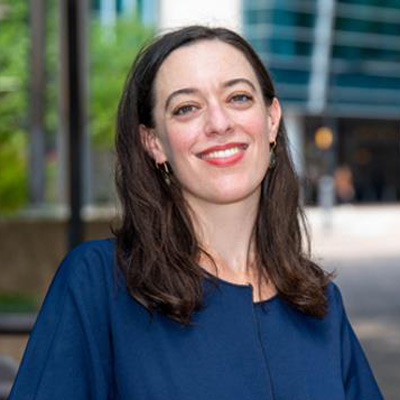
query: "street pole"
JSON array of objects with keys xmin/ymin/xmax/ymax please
[
  {"xmin": 59, "ymin": 0, "xmax": 88, "ymax": 249},
  {"xmin": 29, "ymin": 0, "xmax": 46, "ymax": 207}
]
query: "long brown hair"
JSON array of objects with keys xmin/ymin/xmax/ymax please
[{"xmin": 113, "ymin": 26, "xmax": 333, "ymax": 325}]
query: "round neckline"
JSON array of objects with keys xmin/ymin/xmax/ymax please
[{"xmin": 203, "ymin": 272, "xmax": 279, "ymax": 305}]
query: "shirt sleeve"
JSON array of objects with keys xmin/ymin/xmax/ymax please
[
  {"xmin": 332, "ymin": 284, "xmax": 385, "ymax": 400},
  {"xmin": 8, "ymin": 241, "xmax": 115, "ymax": 400}
]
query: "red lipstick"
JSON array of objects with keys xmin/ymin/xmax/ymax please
[{"xmin": 197, "ymin": 142, "xmax": 248, "ymax": 167}]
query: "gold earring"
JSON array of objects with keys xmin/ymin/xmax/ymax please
[
  {"xmin": 155, "ymin": 161, "xmax": 171, "ymax": 185},
  {"xmin": 269, "ymin": 140, "xmax": 277, "ymax": 169}
]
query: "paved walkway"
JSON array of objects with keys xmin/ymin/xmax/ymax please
[
  {"xmin": 306, "ymin": 204, "xmax": 400, "ymax": 260},
  {"xmin": 306, "ymin": 204, "xmax": 400, "ymax": 400}
]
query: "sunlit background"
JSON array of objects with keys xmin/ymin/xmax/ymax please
[{"xmin": 0, "ymin": 0, "xmax": 399, "ymax": 398}]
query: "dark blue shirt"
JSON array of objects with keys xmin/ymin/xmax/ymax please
[{"xmin": 9, "ymin": 239, "xmax": 384, "ymax": 399}]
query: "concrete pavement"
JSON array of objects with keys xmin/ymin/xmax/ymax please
[{"xmin": 306, "ymin": 204, "xmax": 400, "ymax": 400}]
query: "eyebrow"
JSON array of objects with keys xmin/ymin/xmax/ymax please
[
  {"xmin": 165, "ymin": 88, "xmax": 199, "ymax": 111},
  {"xmin": 223, "ymin": 78, "xmax": 257, "ymax": 92},
  {"xmin": 164, "ymin": 78, "xmax": 257, "ymax": 111}
]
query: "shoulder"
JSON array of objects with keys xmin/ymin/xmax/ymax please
[
  {"xmin": 323, "ymin": 281, "xmax": 347, "ymax": 324},
  {"xmin": 36, "ymin": 238, "xmax": 119, "ymax": 332},
  {"xmin": 326, "ymin": 281, "xmax": 345, "ymax": 308},
  {"xmin": 8, "ymin": 241, "xmax": 118, "ymax": 399},
  {"xmin": 58, "ymin": 238, "xmax": 115, "ymax": 279},
  {"xmin": 49, "ymin": 238, "xmax": 117, "ymax": 300},
  {"xmin": 63, "ymin": 238, "xmax": 115, "ymax": 268}
]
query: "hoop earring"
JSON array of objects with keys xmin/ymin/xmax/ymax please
[
  {"xmin": 269, "ymin": 140, "xmax": 277, "ymax": 169},
  {"xmin": 156, "ymin": 161, "xmax": 171, "ymax": 185}
]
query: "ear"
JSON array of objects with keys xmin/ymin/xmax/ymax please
[
  {"xmin": 139, "ymin": 124, "xmax": 168, "ymax": 164},
  {"xmin": 267, "ymin": 97, "xmax": 282, "ymax": 143}
]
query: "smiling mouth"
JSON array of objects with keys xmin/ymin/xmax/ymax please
[{"xmin": 197, "ymin": 144, "xmax": 248, "ymax": 160}]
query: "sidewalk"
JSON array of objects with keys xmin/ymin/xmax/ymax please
[
  {"xmin": 305, "ymin": 204, "xmax": 400, "ymax": 261},
  {"xmin": 306, "ymin": 204, "xmax": 400, "ymax": 400}
]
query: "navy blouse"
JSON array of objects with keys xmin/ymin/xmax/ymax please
[{"xmin": 9, "ymin": 239, "xmax": 384, "ymax": 400}]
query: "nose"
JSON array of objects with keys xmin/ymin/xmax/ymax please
[{"xmin": 204, "ymin": 101, "xmax": 234, "ymax": 136}]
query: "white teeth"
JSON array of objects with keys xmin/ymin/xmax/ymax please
[{"xmin": 202, "ymin": 147, "xmax": 241, "ymax": 159}]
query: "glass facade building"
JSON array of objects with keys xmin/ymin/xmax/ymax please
[
  {"xmin": 243, "ymin": 0, "xmax": 400, "ymax": 116},
  {"xmin": 243, "ymin": 0, "xmax": 400, "ymax": 203}
]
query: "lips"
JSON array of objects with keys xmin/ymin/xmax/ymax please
[
  {"xmin": 196, "ymin": 142, "xmax": 248, "ymax": 166},
  {"xmin": 197, "ymin": 143, "xmax": 248, "ymax": 160}
]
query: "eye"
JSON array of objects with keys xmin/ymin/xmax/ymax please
[
  {"xmin": 229, "ymin": 93, "xmax": 253, "ymax": 104},
  {"xmin": 172, "ymin": 104, "xmax": 198, "ymax": 116}
]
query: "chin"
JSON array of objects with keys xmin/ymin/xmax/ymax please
[
  {"xmin": 181, "ymin": 173, "xmax": 265, "ymax": 206},
  {"xmin": 202, "ymin": 184, "xmax": 262, "ymax": 205}
]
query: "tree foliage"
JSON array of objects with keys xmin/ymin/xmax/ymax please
[
  {"xmin": 0, "ymin": 0, "xmax": 29, "ymax": 212},
  {"xmin": 0, "ymin": 2, "xmax": 152, "ymax": 212},
  {"xmin": 89, "ymin": 16, "xmax": 153, "ymax": 148}
]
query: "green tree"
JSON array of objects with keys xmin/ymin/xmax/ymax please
[
  {"xmin": 0, "ymin": 0, "xmax": 29, "ymax": 212},
  {"xmin": 89, "ymin": 16, "xmax": 153, "ymax": 148},
  {"xmin": 0, "ymin": 3, "xmax": 152, "ymax": 212}
]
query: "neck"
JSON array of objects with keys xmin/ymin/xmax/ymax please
[{"xmin": 186, "ymin": 190, "xmax": 261, "ymax": 280}]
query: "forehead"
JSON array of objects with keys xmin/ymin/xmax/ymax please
[{"xmin": 154, "ymin": 40, "xmax": 259, "ymax": 98}]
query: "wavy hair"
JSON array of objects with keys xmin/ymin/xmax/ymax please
[{"xmin": 113, "ymin": 26, "xmax": 333, "ymax": 325}]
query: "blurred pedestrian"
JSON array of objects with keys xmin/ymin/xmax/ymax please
[{"xmin": 335, "ymin": 164, "xmax": 355, "ymax": 204}]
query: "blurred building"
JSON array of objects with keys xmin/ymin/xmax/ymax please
[
  {"xmin": 158, "ymin": 0, "xmax": 400, "ymax": 204},
  {"xmin": 243, "ymin": 0, "xmax": 400, "ymax": 204}
]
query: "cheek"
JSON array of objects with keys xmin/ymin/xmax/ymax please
[
  {"xmin": 163, "ymin": 125, "xmax": 197, "ymax": 162},
  {"xmin": 238, "ymin": 112, "xmax": 269, "ymax": 141}
]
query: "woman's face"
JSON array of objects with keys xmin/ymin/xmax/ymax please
[{"xmin": 142, "ymin": 39, "xmax": 281, "ymax": 206}]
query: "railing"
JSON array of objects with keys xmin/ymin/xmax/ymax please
[{"xmin": 0, "ymin": 313, "xmax": 36, "ymax": 335}]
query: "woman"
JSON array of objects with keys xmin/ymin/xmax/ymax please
[{"xmin": 10, "ymin": 26, "xmax": 384, "ymax": 400}]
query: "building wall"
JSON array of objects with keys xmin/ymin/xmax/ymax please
[
  {"xmin": 242, "ymin": 0, "xmax": 400, "ymax": 203},
  {"xmin": 0, "ymin": 217, "xmax": 114, "ymax": 298}
]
